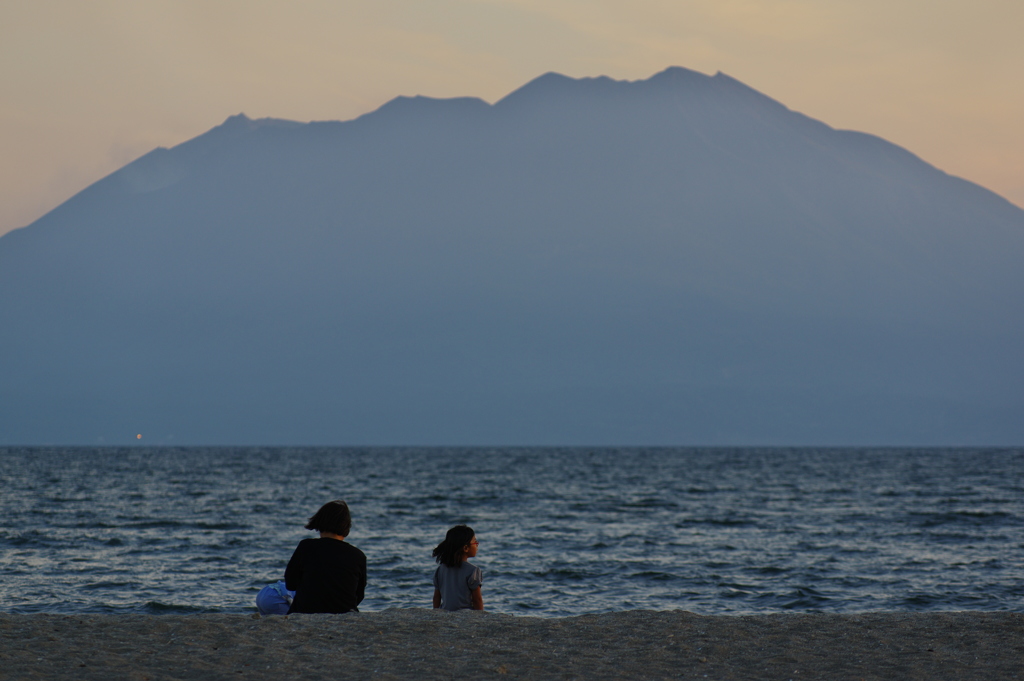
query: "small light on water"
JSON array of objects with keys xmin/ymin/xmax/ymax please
[{"xmin": 136, "ymin": 434, "xmax": 142, "ymax": 440}]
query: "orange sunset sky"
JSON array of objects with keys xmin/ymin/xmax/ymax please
[{"xmin": 2, "ymin": 0, "xmax": 1022, "ymax": 238}]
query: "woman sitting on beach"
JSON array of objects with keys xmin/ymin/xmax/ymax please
[
  {"xmin": 432, "ymin": 524, "xmax": 483, "ymax": 611},
  {"xmin": 285, "ymin": 500, "xmax": 366, "ymax": 614}
]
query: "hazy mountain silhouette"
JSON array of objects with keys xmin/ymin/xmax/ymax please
[{"xmin": 2, "ymin": 67, "xmax": 1022, "ymax": 445}]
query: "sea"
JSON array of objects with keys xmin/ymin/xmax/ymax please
[{"xmin": 1, "ymin": 447, "xmax": 1022, "ymax": 616}]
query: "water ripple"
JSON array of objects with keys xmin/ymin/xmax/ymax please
[{"xmin": 1, "ymin": 446, "xmax": 1022, "ymax": 615}]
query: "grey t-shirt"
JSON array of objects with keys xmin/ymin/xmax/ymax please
[{"xmin": 432, "ymin": 561, "xmax": 483, "ymax": 611}]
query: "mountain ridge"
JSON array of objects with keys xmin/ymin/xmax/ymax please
[{"xmin": 15, "ymin": 65, "xmax": 1011, "ymax": 225}]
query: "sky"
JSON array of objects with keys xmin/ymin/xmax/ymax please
[{"xmin": 1, "ymin": 0, "xmax": 1022, "ymax": 239}]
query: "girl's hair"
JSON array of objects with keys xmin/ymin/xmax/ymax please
[
  {"xmin": 305, "ymin": 500, "xmax": 352, "ymax": 537},
  {"xmin": 432, "ymin": 524, "xmax": 475, "ymax": 568}
]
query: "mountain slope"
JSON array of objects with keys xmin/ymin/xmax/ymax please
[{"xmin": 2, "ymin": 67, "xmax": 1022, "ymax": 445}]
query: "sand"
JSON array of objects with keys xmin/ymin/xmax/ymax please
[{"xmin": 1, "ymin": 610, "xmax": 1021, "ymax": 680}]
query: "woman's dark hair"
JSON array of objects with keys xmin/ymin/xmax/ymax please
[
  {"xmin": 432, "ymin": 524, "xmax": 475, "ymax": 568},
  {"xmin": 305, "ymin": 500, "xmax": 352, "ymax": 537}
]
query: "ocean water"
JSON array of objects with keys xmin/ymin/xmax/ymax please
[{"xmin": 1, "ymin": 447, "xmax": 1021, "ymax": 616}]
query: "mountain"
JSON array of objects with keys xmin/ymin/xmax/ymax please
[{"xmin": 2, "ymin": 67, "xmax": 1023, "ymax": 445}]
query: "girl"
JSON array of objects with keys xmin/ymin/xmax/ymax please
[
  {"xmin": 431, "ymin": 524, "xmax": 484, "ymax": 611},
  {"xmin": 285, "ymin": 499, "xmax": 367, "ymax": 614}
]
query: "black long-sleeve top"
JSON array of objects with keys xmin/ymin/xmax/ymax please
[{"xmin": 284, "ymin": 537, "xmax": 367, "ymax": 614}]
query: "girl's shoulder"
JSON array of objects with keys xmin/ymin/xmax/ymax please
[
  {"xmin": 435, "ymin": 561, "xmax": 482, "ymax": 578},
  {"xmin": 453, "ymin": 561, "xmax": 482, "ymax": 578}
]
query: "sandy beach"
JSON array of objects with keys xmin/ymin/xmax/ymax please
[{"xmin": 1, "ymin": 609, "xmax": 1021, "ymax": 680}]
